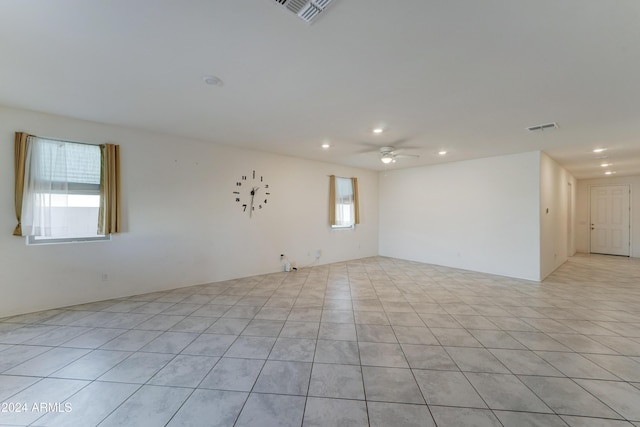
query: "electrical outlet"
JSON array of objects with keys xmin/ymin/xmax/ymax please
[
  {"xmin": 101, "ymin": 273, "xmax": 108, "ymax": 282},
  {"xmin": 315, "ymin": 249, "xmax": 322, "ymax": 259}
]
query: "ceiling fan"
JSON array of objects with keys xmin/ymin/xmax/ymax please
[{"xmin": 379, "ymin": 146, "xmax": 419, "ymax": 164}]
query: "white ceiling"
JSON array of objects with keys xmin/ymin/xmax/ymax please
[{"xmin": 1, "ymin": 0, "xmax": 639, "ymax": 178}]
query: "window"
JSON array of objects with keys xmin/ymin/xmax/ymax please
[
  {"xmin": 22, "ymin": 137, "xmax": 109, "ymax": 244},
  {"xmin": 329, "ymin": 175, "xmax": 360, "ymax": 228}
]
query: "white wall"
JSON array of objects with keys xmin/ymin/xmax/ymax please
[
  {"xmin": 378, "ymin": 151, "xmax": 542, "ymax": 281},
  {"xmin": 576, "ymin": 175, "xmax": 639, "ymax": 257},
  {"xmin": 539, "ymin": 153, "xmax": 577, "ymax": 279},
  {"xmin": 0, "ymin": 106, "xmax": 378, "ymax": 317}
]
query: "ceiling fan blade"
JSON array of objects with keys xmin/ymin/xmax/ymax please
[
  {"xmin": 390, "ymin": 138, "xmax": 412, "ymax": 147},
  {"xmin": 394, "ymin": 153, "xmax": 420, "ymax": 159},
  {"xmin": 395, "ymin": 145, "xmax": 422, "ymax": 150},
  {"xmin": 356, "ymin": 147, "xmax": 381, "ymax": 155},
  {"xmin": 354, "ymin": 141, "xmax": 386, "ymax": 154}
]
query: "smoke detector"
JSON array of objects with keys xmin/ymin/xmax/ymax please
[{"xmin": 271, "ymin": 0, "xmax": 336, "ymax": 24}]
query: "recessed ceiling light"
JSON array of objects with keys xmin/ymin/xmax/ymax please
[
  {"xmin": 438, "ymin": 150, "xmax": 447, "ymax": 156},
  {"xmin": 203, "ymin": 75, "xmax": 224, "ymax": 86},
  {"xmin": 373, "ymin": 128, "xmax": 384, "ymax": 134},
  {"xmin": 321, "ymin": 143, "xmax": 330, "ymax": 149},
  {"xmin": 593, "ymin": 148, "xmax": 606, "ymax": 153},
  {"xmin": 600, "ymin": 163, "xmax": 611, "ymax": 167},
  {"xmin": 605, "ymin": 171, "xmax": 616, "ymax": 175}
]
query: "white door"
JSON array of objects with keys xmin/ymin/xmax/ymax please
[{"xmin": 590, "ymin": 185, "xmax": 630, "ymax": 256}]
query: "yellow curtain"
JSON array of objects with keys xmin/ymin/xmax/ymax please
[
  {"xmin": 352, "ymin": 177, "xmax": 360, "ymax": 225},
  {"xmin": 329, "ymin": 175, "xmax": 336, "ymax": 226},
  {"xmin": 98, "ymin": 144, "xmax": 121, "ymax": 234},
  {"xmin": 13, "ymin": 132, "xmax": 31, "ymax": 236}
]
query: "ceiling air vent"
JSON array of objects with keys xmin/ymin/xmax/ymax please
[
  {"xmin": 271, "ymin": 0, "xmax": 336, "ymax": 24},
  {"xmin": 526, "ymin": 122, "xmax": 558, "ymax": 132}
]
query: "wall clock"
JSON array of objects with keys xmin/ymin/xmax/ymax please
[{"xmin": 232, "ymin": 170, "xmax": 270, "ymax": 217}]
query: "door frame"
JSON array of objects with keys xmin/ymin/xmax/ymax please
[
  {"xmin": 567, "ymin": 182, "xmax": 573, "ymax": 257},
  {"xmin": 588, "ymin": 184, "xmax": 632, "ymax": 256}
]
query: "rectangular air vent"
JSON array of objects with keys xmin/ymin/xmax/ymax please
[
  {"xmin": 527, "ymin": 122, "xmax": 558, "ymax": 132},
  {"xmin": 271, "ymin": 0, "xmax": 336, "ymax": 23}
]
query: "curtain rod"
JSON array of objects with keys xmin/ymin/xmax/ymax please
[{"xmin": 31, "ymin": 134, "xmax": 103, "ymax": 147}]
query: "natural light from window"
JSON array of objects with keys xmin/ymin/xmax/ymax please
[
  {"xmin": 332, "ymin": 176, "xmax": 355, "ymax": 228},
  {"xmin": 23, "ymin": 137, "xmax": 108, "ymax": 244}
]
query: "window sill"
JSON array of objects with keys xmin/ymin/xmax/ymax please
[{"xmin": 26, "ymin": 235, "xmax": 112, "ymax": 245}]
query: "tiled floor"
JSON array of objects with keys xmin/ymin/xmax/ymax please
[{"xmin": 1, "ymin": 254, "xmax": 640, "ymax": 426}]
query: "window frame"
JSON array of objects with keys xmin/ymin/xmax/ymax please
[
  {"xmin": 331, "ymin": 176, "xmax": 356, "ymax": 229},
  {"xmin": 22, "ymin": 137, "xmax": 111, "ymax": 245},
  {"xmin": 27, "ymin": 234, "xmax": 111, "ymax": 245}
]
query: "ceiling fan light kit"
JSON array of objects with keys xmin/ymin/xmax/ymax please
[{"xmin": 379, "ymin": 146, "xmax": 419, "ymax": 164}]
